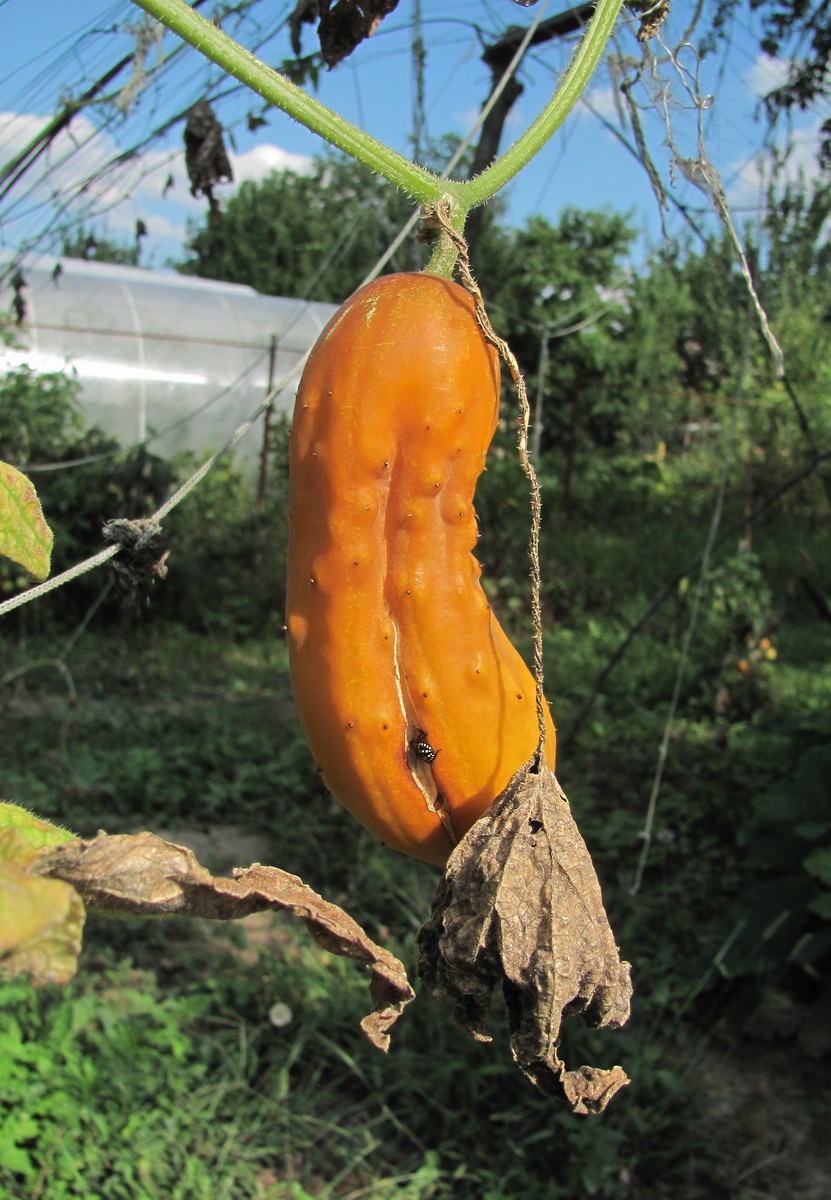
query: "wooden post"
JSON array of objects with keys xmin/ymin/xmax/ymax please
[{"xmin": 256, "ymin": 335, "xmax": 277, "ymax": 511}]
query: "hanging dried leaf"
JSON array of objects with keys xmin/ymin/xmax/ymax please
[
  {"xmin": 290, "ymin": 0, "xmax": 322, "ymax": 57},
  {"xmin": 184, "ymin": 99, "xmax": 233, "ymax": 219},
  {"xmin": 629, "ymin": 0, "xmax": 670, "ymax": 42},
  {"xmin": 290, "ymin": 0, "xmax": 400, "ymax": 68},
  {"xmin": 36, "ymin": 831, "xmax": 413, "ymax": 1051},
  {"xmin": 103, "ymin": 517, "xmax": 169, "ymax": 610},
  {"xmin": 418, "ymin": 757, "xmax": 632, "ymax": 1113},
  {"xmin": 11, "ymin": 270, "xmax": 26, "ymax": 325}
]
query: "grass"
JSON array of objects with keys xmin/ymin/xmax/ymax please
[
  {"xmin": 1, "ymin": 598, "xmax": 830, "ymax": 1198},
  {"xmin": 0, "ymin": 927, "xmax": 717, "ymax": 1200}
]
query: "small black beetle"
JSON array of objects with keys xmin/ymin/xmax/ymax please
[{"xmin": 411, "ymin": 728, "xmax": 439, "ymax": 764}]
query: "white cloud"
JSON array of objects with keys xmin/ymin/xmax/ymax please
[
  {"xmin": 578, "ymin": 85, "xmax": 619, "ymax": 121},
  {"xmin": 0, "ymin": 111, "xmax": 115, "ymax": 226},
  {"xmin": 230, "ymin": 143, "xmax": 312, "ymax": 183},
  {"xmin": 744, "ymin": 54, "xmax": 791, "ymax": 100},
  {"xmin": 727, "ymin": 118, "xmax": 823, "ymax": 205},
  {"xmin": 0, "ymin": 110, "xmax": 313, "ymax": 263}
]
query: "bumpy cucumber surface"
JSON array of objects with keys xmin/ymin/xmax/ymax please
[{"xmin": 287, "ymin": 272, "xmax": 556, "ymax": 864}]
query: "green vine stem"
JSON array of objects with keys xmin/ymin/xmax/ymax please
[
  {"xmin": 462, "ymin": 0, "xmax": 625, "ymax": 207},
  {"xmin": 133, "ymin": 0, "xmax": 439, "ymax": 202},
  {"xmin": 131, "ymin": 0, "xmax": 625, "ymax": 239}
]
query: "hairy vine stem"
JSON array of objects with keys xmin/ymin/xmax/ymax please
[{"xmin": 131, "ymin": 0, "xmax": 626, "ymax": 220}]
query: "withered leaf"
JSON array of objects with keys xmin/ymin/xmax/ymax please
[
  {"xmin": 36, "ymin": 831, "xmax": 413, "ymax": 1051},
  {"xmin": 290, "ymin": 0, "xmax": 322, "ymax": 58},
  {"xmin": 184, "ymin": 99, "xmax": 233, "ymax": 212},
  {"xmin": 630, "ymin": 0, "xmax": 670, "ymax": 42},
  {"xmin": 290, "ymin": 0, "xmax": 400, "ymax": 68},
  {"xmin": 418, "ymin": 758, "xmax": 632, "ymax": 1112}
]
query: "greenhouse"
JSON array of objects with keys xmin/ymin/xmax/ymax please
[{"xmin": 0, "ymin": 255, "xmax": 338, "ymax": 471}]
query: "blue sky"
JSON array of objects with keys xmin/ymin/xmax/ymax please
[{"xmin": 0, "ymin": 0, "xmax": 824, "ymax": 276}]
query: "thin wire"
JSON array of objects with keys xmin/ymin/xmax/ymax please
[
  {"xmin": 631, "ymin": 311, "xmax": 750, "ymax": 896},
  {"xmin": 20, "ymin": 450, "xmax": 122, "ymax": 474},
  {"xmin": 0, "ymin": 543, "xmax": 121, "ymax": 617},
  {"xmin": 0, "ymin": 351, "xmax": 307, "ymax": 621},
  {"xmin": 656, "ymin": 34, "xmax": 784, "ymax": 375},
  {"xmin": 152, "ymin": 391, "xmax": 274, "ymax": 523}
]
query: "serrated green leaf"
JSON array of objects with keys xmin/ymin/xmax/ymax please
[
  {"xmin": 0, "ymin": 460, "xmax": 53, "ymax": 580},
  {"xmin": 0, "ymin": 863, "xmax": 85, "ymax": 985},
  {"xmin": 0, "ymin": 803, "xmax": 77, "ymax": 858}
]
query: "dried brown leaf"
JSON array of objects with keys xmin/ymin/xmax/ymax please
[
  {"xmin": 36, "ymin": 831, "xmax": 413, "ymax": 1050},
  {"xmin": 184, "ymin": 99, "xmax": 232, "ymax": 203},
  {"xmin": 290, "ymin": 0, "xmax": 400, "ymax": 67},
  {"xmin": 629, "ymin": 0, "xmax": 670, "ymax": 42},
  {"xmin": 418, "ymin": 757, "xmax": 632, "ymax": 1112},
  {"xmin": 289, "ymin": 0, "xmax": 322, "ymax": 57}
]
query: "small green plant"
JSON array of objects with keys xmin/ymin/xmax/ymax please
[
  {"xmin": 0, "ymin": 365, "xmax": 176, "ymax": 623},
  {"xmin": 699, "ymin": 706, "xmax": 831, "ymax": 995},
  {"xmin": 681, "ymin": 548, "xmax": 779, "ymax": 717},
  {"xmin": 0, "ymin": 965, "xmax": 215, "ymax": 1198}
]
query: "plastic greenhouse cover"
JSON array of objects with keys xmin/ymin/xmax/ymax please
[{"xmin": 0, "ymin": 255, "xmax": 338, "ymax": 474}]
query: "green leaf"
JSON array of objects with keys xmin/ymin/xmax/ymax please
[
  {"xmin": 0, "ymin": 802, "xmax": 77, "ymax": 857},
  {"xmin": 0, "ymin": 862, "xmax": 85, "ymax": 985},
  {"xmin": 0, "ymin": 461, "xmax": 53, "ymax": 580},
  {"xmin": 0, "ymin": 806, "xmax": 82, "ymax": 986}
]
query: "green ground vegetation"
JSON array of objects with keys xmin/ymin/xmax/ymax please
[{"xmin": 2, "ymin": 180, "xmax": 831, "ymax": 1197}]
